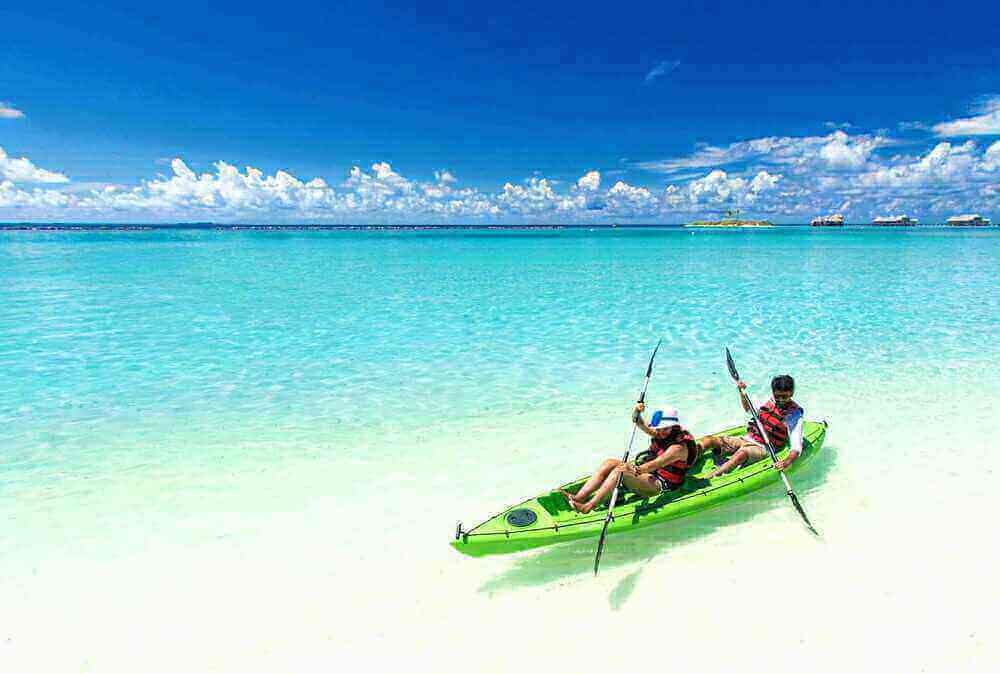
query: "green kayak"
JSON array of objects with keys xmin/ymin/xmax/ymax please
[{"xmin": 451, "ymin": 420, "xmax": 827, "ymax": 557}]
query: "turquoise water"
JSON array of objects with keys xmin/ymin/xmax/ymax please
[{"xmin": 2, "ymin": 227, "xmax": 999, "ymax": 672}]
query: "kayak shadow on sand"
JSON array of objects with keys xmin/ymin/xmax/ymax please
[{"xmin": 477, "ymin": 443, "xmax": 838, "ymax": 602}]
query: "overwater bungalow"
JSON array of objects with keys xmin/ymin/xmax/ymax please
[
  {"xmin": 871, "ymin": 215, "xmax": 917, "ymax": 226},
  {"xmin": 946, "ymin": 214, "xmax": 991, "ymax": 226},
  {"xmin": 810, "ymin": 214, "xmax": 845, "ymax": 226}
]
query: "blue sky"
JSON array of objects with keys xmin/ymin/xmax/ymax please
[{"xmin": 2, "ymin": 0, "xmax": 999, "ymax": 222}]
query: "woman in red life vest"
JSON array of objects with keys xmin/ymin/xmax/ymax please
[
  {"xmin": 561, "ymin": 403, "xmax": 701, "ymax": 515},
  {"xmin": 700, "ymin": 374, "xmax": 804, "ymax": 477}
]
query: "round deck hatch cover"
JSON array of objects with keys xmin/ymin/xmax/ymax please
[{"xmin": 506, "ymin": 508, "xmax": 537, "ymax": 527}]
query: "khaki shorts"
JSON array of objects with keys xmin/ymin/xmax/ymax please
[{"xmin": 718, "ymin": 435, "xmax": 768, "ymax": 463}]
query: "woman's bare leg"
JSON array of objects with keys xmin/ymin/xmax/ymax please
[
  {"xmin": 620, "ymin": 472, "xmax": 662, "ymax": 498},
  {"xmin": 577, "ymin": 442, "xmax": 694, "ymax": 513},
  {"xmin": 570, "ymin": 458, "xmax": 621, "ymax": 503},
  {"xmin": 575, "ymin": 468, "xmax": 625, "ymax": 514},
  {"xmin": 576, "ymin": 467, "xmax": 664, "ymax": 514}
]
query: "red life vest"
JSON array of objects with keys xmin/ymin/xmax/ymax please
[
  {"xmin": 746, "ymin": 399, "xmax": 802, "ymax": 449},
  {"xmin": 647, "ymin": 427, "xmax": 699, "ymax": 488}
]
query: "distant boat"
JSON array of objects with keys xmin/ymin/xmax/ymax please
[
  {"xmin": 871, "ymin": 215, "xmax": 917, "ymax": 226},
  {"xmin": 946, "ymin": 214, "xmax": 991, "ymax": 227},
  {"xmin": 810, "ymin": 214, "xmax": 845, "ymax": 226}
]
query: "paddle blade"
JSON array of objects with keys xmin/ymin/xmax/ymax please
[
  {"xmin": 788, "ymin": 490, "xmax": 819, "ymax": 536},
  {"xmin": 594, "ymin": 484, "xmax": 624, "ymax": 576},
  {"xmin": 646, "ymin": 338, "xmax": 663, "ymax": 378},
  {"xmin": 594, "ymin": 526, "xmax": 609, "ymax": 575},
  {"xmin": 725, "ymin": 346, "xmax": 740, "ymax": 382}
]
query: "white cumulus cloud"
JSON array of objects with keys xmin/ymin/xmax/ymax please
[
  {"xmin": 749, "ymin": 170, "xmax": 781, "ymax": 193},
  {"xmin": 983, "ymin": 140, "xmax": 1000, "ymax": 170},
  {"xmin": 856, "ymin": 141, "xmax": 981, "ymax": 188},
  {"xmin": 818, "ymin": 131, "xmax": 881, "ymax": 169},
  {"xmin": 932, "ymin": 96, "xmax": 1000, "ymax": 137},
  {"xmin": 0, "ymin": 147, "xmax": 70, "ymax": 184},
  {"xmin": 497, "ymin": 177, "xmax": 584, "ymax": 214},
  {"xmin": 661, "ymin": 169, "xmax": 783, "ymax": 211},
  {"xmin": 605, "ymin": 181, "xmax": 656, "ymax": 213},
  {"xmin": 0, "ymin": 180, "xmax": 71, "ymax": 208},
  {"xmin": 125, "ymin": 159, "xmax": 336, "ymax": 212},
  {"xmin": 685, "ymin": 170, "xmax": 746, "ymax": 204},
  {"xmin": 576, "ymin": 170, "xmax": 601, "ymax": 191}
]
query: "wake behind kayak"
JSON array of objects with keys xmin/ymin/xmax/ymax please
[{"xmin": 451, "ymin": 421, "xmax": 828, "ymax": 557}]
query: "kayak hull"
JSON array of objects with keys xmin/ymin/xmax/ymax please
[{"xmin": 451, "ymin": 421, "xmax": 827, "ymax": 557}]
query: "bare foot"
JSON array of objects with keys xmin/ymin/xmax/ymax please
[
  {"xmin": 558, "ymin": 489, "xmax": 580, "ymax": 509},
  {"xmin": 575, "ymin": 500, "xmax": 596, "ymax": 515}
]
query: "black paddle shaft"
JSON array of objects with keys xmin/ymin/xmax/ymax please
[{"xmin": 594, "ymin": 338, "xmax": 662, "ymax": 576}]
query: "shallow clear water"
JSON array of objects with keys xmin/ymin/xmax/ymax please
[{"xmin": 2, "ymin": 227, "xmax": 998, "ymax": 672}]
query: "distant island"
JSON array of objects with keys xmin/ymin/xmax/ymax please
[{"xmin": 684, "ymin": 219, "xmax": 773, "ymax": 228}]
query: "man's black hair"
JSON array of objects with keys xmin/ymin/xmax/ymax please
[{"xmin": 771, "ymin": 374, "xmax": 795, "ymax": 392}]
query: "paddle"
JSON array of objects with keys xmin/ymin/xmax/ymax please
[
  {"xmin": 724, "ymin": 347, "xmax": 818, "ymax": 535},
  {"xmin": 593, "ymin": 338, "xmax": 663, "ymax": 576}
]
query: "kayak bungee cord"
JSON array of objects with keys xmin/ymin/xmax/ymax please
[
  {"xmin": 724, "ymin": 347, "xmax": 819, "ymax": 535},
  {"xmin": 593, "ymin": 337, "xmax": 663, "ymax": 576}
]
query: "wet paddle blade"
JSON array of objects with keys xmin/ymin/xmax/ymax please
[
  {"xmin": 646, "ymin": 338, "xmax": 663, "ymax": 378},
  {"xmin": 725, "ymin": 346, "xmax": 740, "ymax": 381},
  {"xmin": 594, "ymin": 484, "xmax": 621, "ymax": 576},
  {"xmin": 638, "ymin": 338, "xmax": 663, "ymax": 404},
  {"xmin": 593, "ymin": 526, "xmax": 609, "ymax": 576},
  {"xmin": 788, "ymin": 490, "xmax": 819, "ymax": 536}
]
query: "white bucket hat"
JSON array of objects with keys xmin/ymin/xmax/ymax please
[{"xmin": 650, "ymin": 407, "xmax": 681, "ymax": 430}]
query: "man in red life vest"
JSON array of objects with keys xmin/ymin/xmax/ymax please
[
  {"xmin": 561, "ymin": 403, "xmax": 701, "ymax": 514},
  {"xmin": 700, "ymin": 374, "xmax": 804, "ymax": 478}
]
